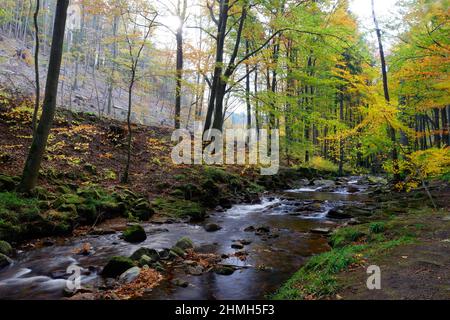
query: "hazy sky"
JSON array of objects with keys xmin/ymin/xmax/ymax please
[{"xmin": 349, "ymin": 0, "xmax": 402, "ymax": 50}]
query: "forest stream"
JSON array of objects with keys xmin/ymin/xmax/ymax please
[{"xmin": 0, "ymin": 178, "xmax": 373, "ymax": 300}]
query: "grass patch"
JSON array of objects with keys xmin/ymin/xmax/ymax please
[{"xmin": 273, "ymin": 209, "xmax": 425, "ymax": 300}]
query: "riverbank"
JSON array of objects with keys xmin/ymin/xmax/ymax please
[{"xmin": 273, "ymin": 186, "xmax": 450, "ymax": 300}]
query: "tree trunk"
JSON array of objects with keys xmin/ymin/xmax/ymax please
[
  {"xmin": 174, "ymin": 25, "xmax": 183, "ymax": 129},
  {"xmin": 19, "ymin": 0, "xmax": 69, "ymax": 192},
  {"xmin": 371, "ymin": 0, "xmax": 400, "ymax": 181},
  {"xmin": 31, "ymin": 0, "xmax": 40, "ymax": 135}
]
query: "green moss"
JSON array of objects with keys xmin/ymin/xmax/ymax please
[
  {"xmin": 122, "ymin": 224, "xmax": 146, "ymax": 243},
  {"xmin": 329, "ymin": 227, "xmax": 366, "ymax": 248},
  {"xmin": 151, "ymin": 197, "xmax": 205, "ymax": 220},
  {"xmin": 101, "ymin": 256, "xmax": 135, "ymax": 278}
]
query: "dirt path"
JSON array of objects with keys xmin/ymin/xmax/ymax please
[{"xmin": 336, "ymin": 212, "xmax": 450, "ymax": 300}]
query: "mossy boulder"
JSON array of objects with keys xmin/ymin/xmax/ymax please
[
  {"xmin": 0, "ymin": 240, "xmax": 13, "ymax": 256},
  {"xmin": 101, "ymin": 256, "xmax": 135, "ymax": 278},
  {"xmin": 130, "ymin": 247, "xmax": 159, "ymax": 261},
  {"xmin": 122, "ymin": 225, "xmax": 146, "ymax": 243},
  {"xmin": 174, "ymin": 237, "xmax": 194, "ymax": 250},
  {"xmin": 132, "ymin": 199, "xmax": 154, "ymax": 221}
]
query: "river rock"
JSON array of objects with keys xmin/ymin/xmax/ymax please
[
  {"xmin": 310, "ymin": 228, "xmax": 331, "ymax": 235},
  {"xmin": 0, "ymin": 240, "xmax": 13, "ymax": 256},
  {"xmin": 122, "ymin": 225, "xmax": 146, "ymax": 243},
  {"xmin": 175, "ymin": 237, "xmax": 194, "ymax": 250},
  {"xmin": 255, "ymin": 226, "xmax": 270, "ymax": 235},
  {"xmin": 214, "ymin": 265, "xmax": 235, "ymax": 276},
  {"xmin": 0, "ymin": 253, "xmax": 12, "ymax": 269},
  {"xmin": 130, "ymin": 247, "xmax": 159, "ymax": 262},
  {"xmin": 171, "ymin": 278, "xmax": 189, "ymax": 288},
  {"xmin": 244, "ymin": 226, "xmax": 255, "ymax": 232},
  {"xmin": 158, "ymin": 248, "xmax": 171, "ymax": 260},
  {"xmin": 139, "ymin": 255, "xmax": 153, "ymax": 267},
  {"xmin": 327, "ymin": 208, "xmax": 352, "ymax": 219},
  {"xmin": 101, "ymin": 256, "xmax": 135, "ymax": 278},
  {"xmin": 347, "ymin": 185, "xmax": 360, "ymax": 193},
  {"xmin": 204, "ymin": 223, "xmax": 222, "ymax": 232},
  {"xmin": 187, "ymin": 265, "xmax": 204, "ymax": 276},
  {"xmin": 170, "ymin": 246, "xmax": 186, "ymax": 258},
  {"xmin": 231, "ymin": 242, "xmax": 244, "ymax": 249},
  {"xmin": 313, "ymin": 179, "xmax": 335, "ymax": 187},
  {"xmin": 119, "ymin": 266, "xmax": 141, "ymax": 284}
]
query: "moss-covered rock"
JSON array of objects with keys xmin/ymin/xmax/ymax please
[
  {"xmin": 129, "ymin": 247, "xmax": 159, "ymax": 261},
  {"xmin": 0, "ymin": 240, "xmax": 13, "ymax": 256},
  {"xmin": 132, "ymin": 198, "xmax": 154, "ymax": 221},
  {"xmin": 175, "ymin": 237, "xmax": 194, "ymax": 250},
  {"xmin": 101, "ymin": 256, "xmax": 135, "ymax": 278},
  {"xmin": 122, "ymin": 225, "xmax": 146, "ymax": 243},
  {"xmin": 151, "ymin": 197, "xmax": 205, "ymax": 221},
  {"xmin": 214, "ymin": 265, "xmax": 235, "ymax": 275}
]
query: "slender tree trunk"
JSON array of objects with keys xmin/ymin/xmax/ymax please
[
  {"xmin": 107, "ymin": 14, "xmax": 118, "ymax": 115},
  {"xmin": 19, "ymin": 0, "xmax": 69, "ymax": 193},
  {"xmin": 371, "ymin": 0, "xmax": 400, "ymax": 181},
  {"xmin": 245, "ymin": 40, "xmax": 251, "ymax": 129},
  {"xmin": 122, "ymin": 69, "xmax": 135, "ymax": 184},
  {"xmin": 174, "ymin": 25, "xmax": 183, "ymax": 129},
  {"xmin": 442, "ymin": 106, "xmax": 449, "ymax": 146},
  {"xmin": 338, "ymin": 90, "xmax": 344, "ymax": 176},
  {"xmin": 31, "ymin": 0, "xmax": 40, "ymax": 135},
  {"xmin": 433, "ymin": 108, "xmax": 441, "ymax": 147}
]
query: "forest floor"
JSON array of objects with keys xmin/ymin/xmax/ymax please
[
  {"xmin": 0, "ymin": 90, "xmax": 323, "ymax": 244},
  {"xmin": 335, "ymin": 205, "xmax": 450, "ymax": 300},
  {"xmin": 273, "ymin": 189, "xmax": 450, "ymax": 300}
]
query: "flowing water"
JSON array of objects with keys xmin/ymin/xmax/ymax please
[{"xmin": 0, "ymin": 179, "xmax": 371, "ymax": 300}]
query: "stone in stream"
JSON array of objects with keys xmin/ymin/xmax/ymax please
[
  {"xmin": 214, "ymin": 265, "xmax": 235, "ymax": 276},
  {"xmin": 310, "ymin": 228, "xmax": 331, "ymax": 235},
  {"xmin": 139, "ymin": 255, "xmax": 153, "ymax": 267},
  {"xmin": 204, "ymin": 223, "xmax": 222, "ymax": 232},
  {"xmin": 119, "ymin": 266, "xmax": 141, "ymax": 284},
  {"xmin": 0, "ymin": 240, "xmax": 13, "ymax": 256},
  {"xmin": 187, "ymin": 265, "xmax": 204, "ymax": 276},
  {"xmin": 158, "ymin": 248, "xmax": 171, "ymax": 260},
  {"xmin": 347, "ymin": 185, "xmax": 360, "ymax": 193},
  {"xmin": 101, "ymin": 256, "xmax": 135, "ymax": 278},
  {"xmin": 244, "ymin": 226, "xmax": 255, "ymax": 232},
  {"xmin": 0, "ymin": 253, "xmax": 12, "ymax": 269},
  {"xmin": 327, "ymin": 208, "xmax": 352, "ymax": 219},
  {"xmin": 174, "ymin": 237, "xmax": 194, "ymax": 250},
  {"xmin": 122, "ymin": 225, "xmax": 146, "ymax": 243},
  {"xmin": 313, "ymin": 179, "xmax": 336, "ymax": 187},
  {"xmin": 170, "ymin": 246, "xmax": 186, "ymax": 258},
  {"xmin": 171, "ymin": 278, "xmax": 189, "ymax": 288},
  {"xmin": 130, "ymin": 247, "xmax": 159, "ymax": 262},
  {"xmin": 231, "ymin": 242, "xmax": 244, "ymax": 249}
]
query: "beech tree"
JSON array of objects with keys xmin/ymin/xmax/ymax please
[{"xmin": 19, "ymin": 0, "xmax": 70, "ymax": 192}]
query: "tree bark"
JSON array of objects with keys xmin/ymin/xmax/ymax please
[
  {"xmin": 371, "ymin": 0, "xmax": 400, "ymax": 181},
  {"xmin": 19, "ymin": 0, "xmax": 69, "ymax": 192},
  {"xmin": 31, "ymin": 0, "xmax": 40, "ymax": 135}
]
